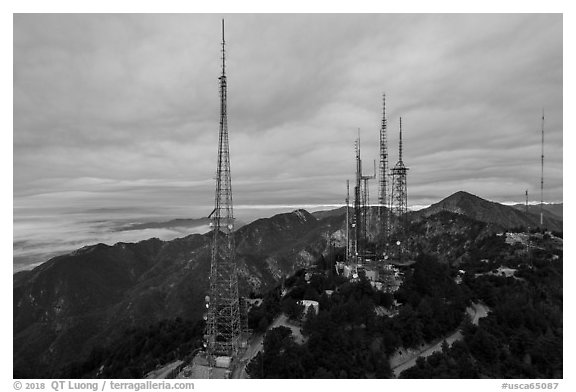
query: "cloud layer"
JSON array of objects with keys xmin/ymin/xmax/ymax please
[{"xmin": 14, "ymin": 14, "xmax": 563, "ymax": 262}]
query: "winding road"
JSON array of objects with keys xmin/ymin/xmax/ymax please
[
  {"xmin": 390, "ymin": 302, "xmax": 489, "ymax": 377},
  {"xmin": 232, "ymin": 314, "xmax": 303, "ymax": 379},
  {"xmin": 231, "ymin": 303, "xmax": 489, "ymax": 379}
]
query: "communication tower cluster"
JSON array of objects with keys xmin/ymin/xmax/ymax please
[{"xmin": 346, "ymin": 95, "xmax": 409, "ymax": 265}]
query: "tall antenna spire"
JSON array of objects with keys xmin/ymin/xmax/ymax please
[
  {"xmin": 399, "ymin": 117, "xmax": 403, "ymax": 163},
  {"xmin": 346, "ymin": 180, "xmax": 350, "ymax": 262},
  {"xmin": 540, "ymin": 109, "xmax": 544, "ymax": 227},
  {"xmin": 205, "ymin": 18, "xmax": 240, "ymax": 362},
  {"xmin": 390, "ymin": 116, "xmax": 408, "ymax": 263},
  {"xmin": 378, "ymin": 94, "xmax": 389, "ymax": 256},
  {"xmin": 357, "ymin": 128, "xmax": 361, "ymax": 157},
  {"xmin": 221, "ymin": 19, "xmax": 226, "ymax": 75},
  {"xmin": 353, "ymin": 133, "xmax": 362, "ymax": 262}
]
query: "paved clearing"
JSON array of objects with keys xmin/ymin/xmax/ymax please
[{"xmin": 145, "ymin": 360, "xmax": 183, "ymax": 379}]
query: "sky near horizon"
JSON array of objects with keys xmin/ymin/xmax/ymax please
[{"xmin": 13, "ymin": 14, "xmax": 563, "ymax": 267}]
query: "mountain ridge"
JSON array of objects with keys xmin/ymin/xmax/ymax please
[
  {"xmin": 413, "ymin": 191, "xmax": 562, "ymax": 232},
  {"xmin": 13, "ymin": 191, "xmax": 562, "ymax": 377},
  {"xmin": 13, "ymin": 209, "xmax": 339, "ymax": 377},
  {"xmin": 510, "ymin": 203, "xmax": 563, "ymax": 221}
]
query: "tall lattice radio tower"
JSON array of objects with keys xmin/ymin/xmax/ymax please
[
  {"xmin": 205, "ymin": 19, "xmax": 241, "ymax": 360},
  {"xmin": 390, "ymin": 118, "xmax": 409, "ymax": 258},
  {"xmin": 353, "ymin": 138, "xmax": 362, "ymax": 262},
  {"xmin": 378, "ymin": 94, "xmax": 389, "ymax": 256}
]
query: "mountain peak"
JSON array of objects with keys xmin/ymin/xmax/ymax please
[
  {"xmin": 417, "ymin": 190, "xmax": 562, "ymax": 231},
  {"xmin": 447, "ymin": 190, "xmax": 479, "ymax": 199},
  {"xmin": 292, "ymin": 209, "xmax": 315, "ymax": 223}
]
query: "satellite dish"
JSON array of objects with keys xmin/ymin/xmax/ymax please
[
  {"xmin": 384, "ymin": 255, "xmax": 389, "ymax": 260},
  {"xmin": 209, "ymin": 222, "xmax": 214, "ymax": 227},
  {"xmin": 228, "ymin": 224, "xmax": 233, "ymax": 230},
  {"xmin": 205, "ymin": 295, "xmax": 210, "ymax": 302},
  {"xmin": 396, "ymin": 240, "xmax": 401, "ymax": 246},
  {"xmin": 205, "ymin": 303, "xmax": 210, "ymax": 308},
  {"xmin": 353, "ymin": 273, "xmax": 358, "ymax": 279},
  {"xmin": 203, "ymin": 315, "xmax": 208, "ymax": 321}
]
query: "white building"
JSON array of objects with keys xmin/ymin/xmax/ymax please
[{"xmin": 299, "ymin": 300, "xmax": 320, "ymax": 316}]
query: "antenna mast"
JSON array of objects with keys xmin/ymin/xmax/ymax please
[
  {"xmin": 390, "ymin": 117, "xmax": 409, "ymax": 262},
  {"xmin": 346, "ymin": 180, "xmax": 350, "ymax": 262},
  {"xmin": 378, "ymin": 94, "xmax": 389, "ymax": 257},
  {"xmin": 205, "ymin": 19, "xmax": 241, "ymax": 361},
  {"xmin": 353, "ymin": 135, "xmax": 362, "ymax": 263},
  {"xmin": 526, "ymin": 189, "xmax": 531, "ymax": 264},
  {"xmin": 540, "ymin": 110, "xmax": 545, "ymax": 227}
]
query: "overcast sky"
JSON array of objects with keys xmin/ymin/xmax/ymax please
[{"xmin": 14, "ymin": 14, "xmax": 563, "ymax": 223}]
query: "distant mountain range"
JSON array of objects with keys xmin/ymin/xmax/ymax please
[
  {"xmin": 311, "ymin": 193, "xmax": 563, "ymax": 230},
  {"xmin": 112, "ymin": 217, "xmax": 211, "ymax": 231},
  {"xmin": 112, "ymin": 217, "xmax": 246, "ymax": 232},
  {"xmin": 412, "ymin": 191, "xmax": 562, "ymax": 232},
  {"xmin": 13, "ymin": 209, "xmax": 342, "ymax": 377},
  {"xmin": 510, "ymin": 203, "xmax": 563, "ymax": 221},
  {"xmin": 311, "ymin": 206, "xmax": 348, "ymax": 220},
  {"xmin": 13, "ymin": 191, "xmax": 562, "ymax": 377}
]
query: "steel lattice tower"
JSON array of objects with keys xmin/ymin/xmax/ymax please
[
  {"xmin": 361, "ymin": 159, "xmax": 376, "ymax": 257},
  {"xmin": 378, "ymin": 94, "xmax": 390, "ymax": 255},
  {"xmin": 353, "ymin": 138, "xmax": 362, "ymax": 262},
  {"xmin": 351, "ymin": 133, "xmax": 375, "ymax": 263},
  {"xmin": 362, "ymin": 175, "xmax": 369, "ymax": 248},
  {"xmin": 390, "ymin": 118, "xmax": 408, "ymax": 256},
  {"xmin": 205, "ymin": 19, "xmax": 241, "ymax": 360},
  {"xmin": 345, "ymin": 180, "xmax": 350, "ymax": 262}
]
